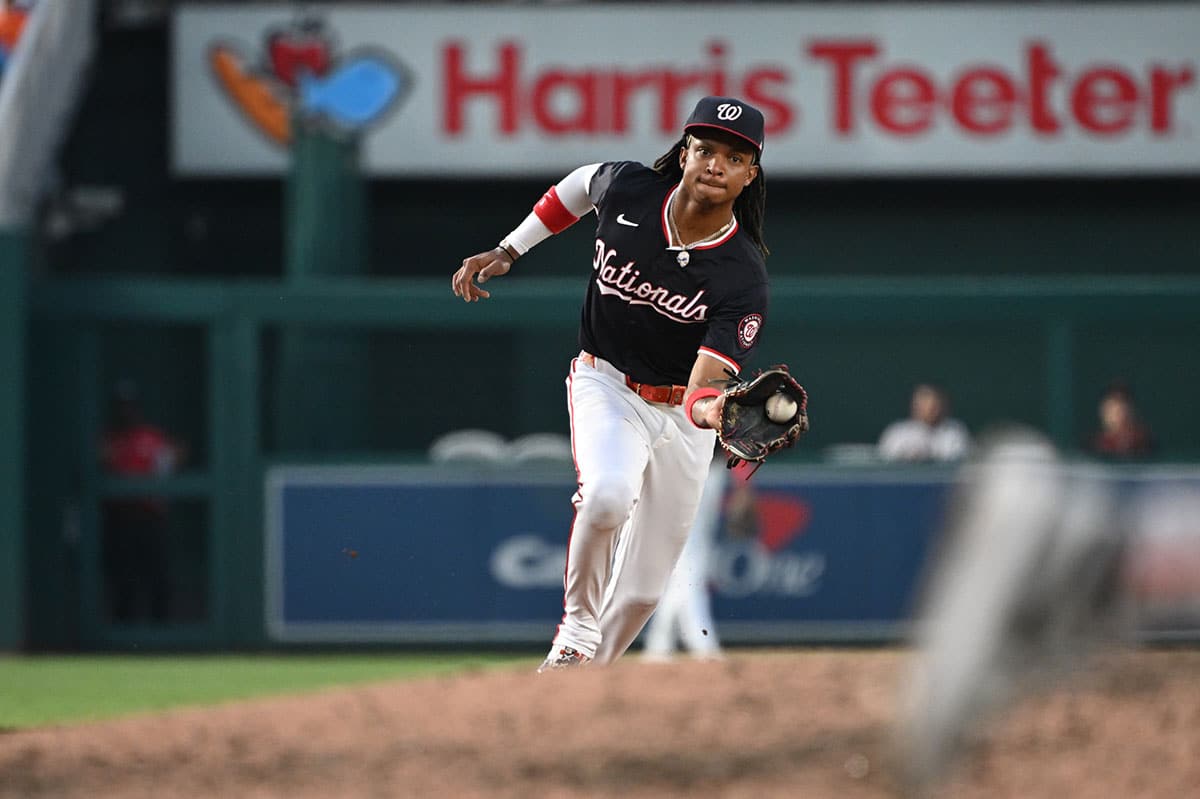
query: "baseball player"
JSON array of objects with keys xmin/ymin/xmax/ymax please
[{"xmin": 452, "ymin": 96, "xmax": 771, "ymax": 670}]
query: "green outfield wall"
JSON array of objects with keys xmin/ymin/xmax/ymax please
[
  {"xmin": 0, "ymin": 230, "xmax": 28, "ymax": 650},
  {"xmin": 20, "ymin": 275, "xmax": 1200, "ymax": 650}
]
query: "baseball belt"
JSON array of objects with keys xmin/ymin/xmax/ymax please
[{"xmin": 579, "ymin": 351, "xmax": 686, "ymax": 406}]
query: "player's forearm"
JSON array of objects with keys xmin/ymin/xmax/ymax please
[{"xmin": 500, "ymin": 163, "xmax": 601, "ymax": 257}]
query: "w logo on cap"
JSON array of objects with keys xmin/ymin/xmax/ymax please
[
  {"xmin": 684, "ymin": 96, "xmax": 765, "ymax": 156},
  {"xmin": 716, "ymin": 103, "xmax": 743, "ymax": 121}
]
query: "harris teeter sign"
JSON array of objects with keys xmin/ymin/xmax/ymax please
[{"xmin": 173, "ymin": 4, "xmax": 1200, "ymax": 176}]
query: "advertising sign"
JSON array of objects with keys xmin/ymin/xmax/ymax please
[
  {"xmin": 175, "ymin": 4, "xmax": 1200, "ymax": 176},
  {"xmin": 264, "ymin": 465, "xmax": 947, "ymax": 644}
]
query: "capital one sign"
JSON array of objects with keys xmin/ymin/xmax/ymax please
[{"xmin": 174, "ymin": 4, "xmax": 1200, "ymax": 175}]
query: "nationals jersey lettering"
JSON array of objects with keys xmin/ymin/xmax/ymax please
[
  {"xmin": 593, "ymin": 240, "xmax": 709, "ymax": 322},
  {"xmin": 580, "ymin": 161, "xmax": 769, "ymax": 387}
]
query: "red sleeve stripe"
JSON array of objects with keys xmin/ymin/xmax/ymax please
[
  {"xmin": 698, "ymin": 346, "xmax": 740, "ymax": 374},
  {"xmin": 534, "ymin": 186, "xmax": 581, "ymax": 234}
]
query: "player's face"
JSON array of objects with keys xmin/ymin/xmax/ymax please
[{"xmin": 678, "ymin": 134, "xmax": 759, "ymax": 206}]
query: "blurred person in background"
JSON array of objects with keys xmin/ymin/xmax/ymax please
[
  {"xmin": 642, "ymin": 451, "xmax": 755, "ymax": 662},
  {"xmin": 878, "ymin": 382, "xmax": 971, "ymax": 462},
  {"xmin": 1088, "ymin": 380, "xmax": 1155, "ymax": 460},
  {"xmin": 100, "ymin": 379, "xmax": 187, "ymax": 623},
  {"xmin": 452, "ymin": 96, "xmax": 771, "ymax": 671}
]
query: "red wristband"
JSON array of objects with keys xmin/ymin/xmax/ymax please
[{"xmin": 685, "ymin": 388, "xmax": 723, "ymax": 430}]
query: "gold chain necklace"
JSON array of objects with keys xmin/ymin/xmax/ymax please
[{"xmin": 668, "ymin": 192, "xmax": 732, "ymax": 266}]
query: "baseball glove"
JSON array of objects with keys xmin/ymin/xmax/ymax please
[{"xmin": 717, "ymin": 365, "xmax": 809, "ymax": 468}]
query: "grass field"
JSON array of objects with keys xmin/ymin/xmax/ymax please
[{"xmin": 0, "ymin": 653, "xmax": 533, "ymax": 729}]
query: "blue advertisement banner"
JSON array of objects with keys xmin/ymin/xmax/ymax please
[{"xmin": 265, "ymin": 466, "xmax": 951, "ymax": 644}]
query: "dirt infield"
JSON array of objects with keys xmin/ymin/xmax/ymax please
[{"xmin": 2, "ymin": 648, "xmax": 1197, "ymax": 798}]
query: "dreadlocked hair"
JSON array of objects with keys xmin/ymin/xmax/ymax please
[{"xmin": 652, "ymin": 135, "xmax": 770, "ymax": 259}]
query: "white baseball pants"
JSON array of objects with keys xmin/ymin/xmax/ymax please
[{"xmin": 553, "ymin": 353, "xmax": 716, "ymax": 665}]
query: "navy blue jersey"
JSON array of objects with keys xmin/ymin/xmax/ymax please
[{"xmin": 582, "ymin": 161, "xmax": 769, "ymax": 387}]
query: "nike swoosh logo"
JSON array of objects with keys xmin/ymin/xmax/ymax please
[{"xmin": 616, "ymin": 214, "xmax": 639, "ymax": 227}]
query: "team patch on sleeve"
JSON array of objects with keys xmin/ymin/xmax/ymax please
[{"xmin": 737, "ymin": 313, "xmax": 763, "ymax": 349}]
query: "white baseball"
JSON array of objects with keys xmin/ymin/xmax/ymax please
[{"xmin": 765, "ymin": 392, "xmax": 798, "ymax": 423}]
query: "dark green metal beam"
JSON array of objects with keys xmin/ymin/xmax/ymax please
[
  {"xmin": 0, "ymin": 230, "xmax": 28, "ymax": 649},
  {"xmin": 31, "ymin": 275, "xmax": 1200, "ymax": 326}
]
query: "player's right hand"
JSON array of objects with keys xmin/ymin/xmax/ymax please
[{"xmin": 451, "ymin": 248, "xmax": 513, "ymax": 302}]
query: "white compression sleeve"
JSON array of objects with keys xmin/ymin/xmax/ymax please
[{"xmin": 503, "ymin": 163, "xmax": 601, "ymax": 256}]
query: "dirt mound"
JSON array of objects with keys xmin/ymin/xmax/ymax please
[{"xmin": 1, "ymin": 649, "xmax": 1197, "ymax": 798}]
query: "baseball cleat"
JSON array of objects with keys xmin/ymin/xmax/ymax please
[{"xmin": 537, "ymin": 645, "xmax": 590, "ymax": 673}]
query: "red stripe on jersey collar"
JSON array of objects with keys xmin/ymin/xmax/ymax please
[
  {"xmin": 659, "ymin": 187, "xmax": 674, "ymax": 244},
  {"xmin": 661, "ymin": 185, "xmax": 739, "ymax": 251}
]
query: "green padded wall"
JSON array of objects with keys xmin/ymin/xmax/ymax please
[{"xmin": 0, "ymin": 230, "xmax": 28, "ymax": 649}]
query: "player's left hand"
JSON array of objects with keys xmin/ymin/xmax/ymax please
[{"xmin": 451, "ymin": 247, "xmax": 513, "ymax": 302}]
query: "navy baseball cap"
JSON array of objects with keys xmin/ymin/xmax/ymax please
[{"xmin": 683, "ymin": 96, "xmax": 765, "ymax": 159}]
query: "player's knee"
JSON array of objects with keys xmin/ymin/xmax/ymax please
[{"xmin": 579, "ymin": 477, "xmax": 637, "ymax": 530}]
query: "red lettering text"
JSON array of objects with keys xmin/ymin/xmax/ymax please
[
  {"xmin": 440, "ymin": 39, "xmax": 1194, "ymax": 145},
  {"xmin": 440, "ymin": 41, "xmax": 794, "ymax": 138},
  {"xmin": 805, "ymin": 39, "xmax": 1194, "ymax": 140},
  {"xmin": 532, "ymin": 71, "xmax": 600, "ymax": 134},
  {"xmin": 951, "ymin": 68, "xmax": 1018, "ymax": 135},
  {"xmin": 871, "ymin": 68, "xmax": 936, "ymax": 135},
  {"xmin": 1149, "ymin": 65, "xmax": 1194, "ymax": 133},
  {"xmin": 808, "ymin": 41, "xmax": 879, "ymax": 133},
  {"xmin": 1027, "ymin": 43, "xmax": 1062, "ymax": 134},
  {"xmin": 744, "ymin": 69, "xmax": 794, "ymax": 134},
  {"xmin": 1073, "ymin": 68, "xmax": 1139, "ymax": 134},
  {"xmin": 443, "ymin": 42, "xmax": 519, "ymax": 134}
]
